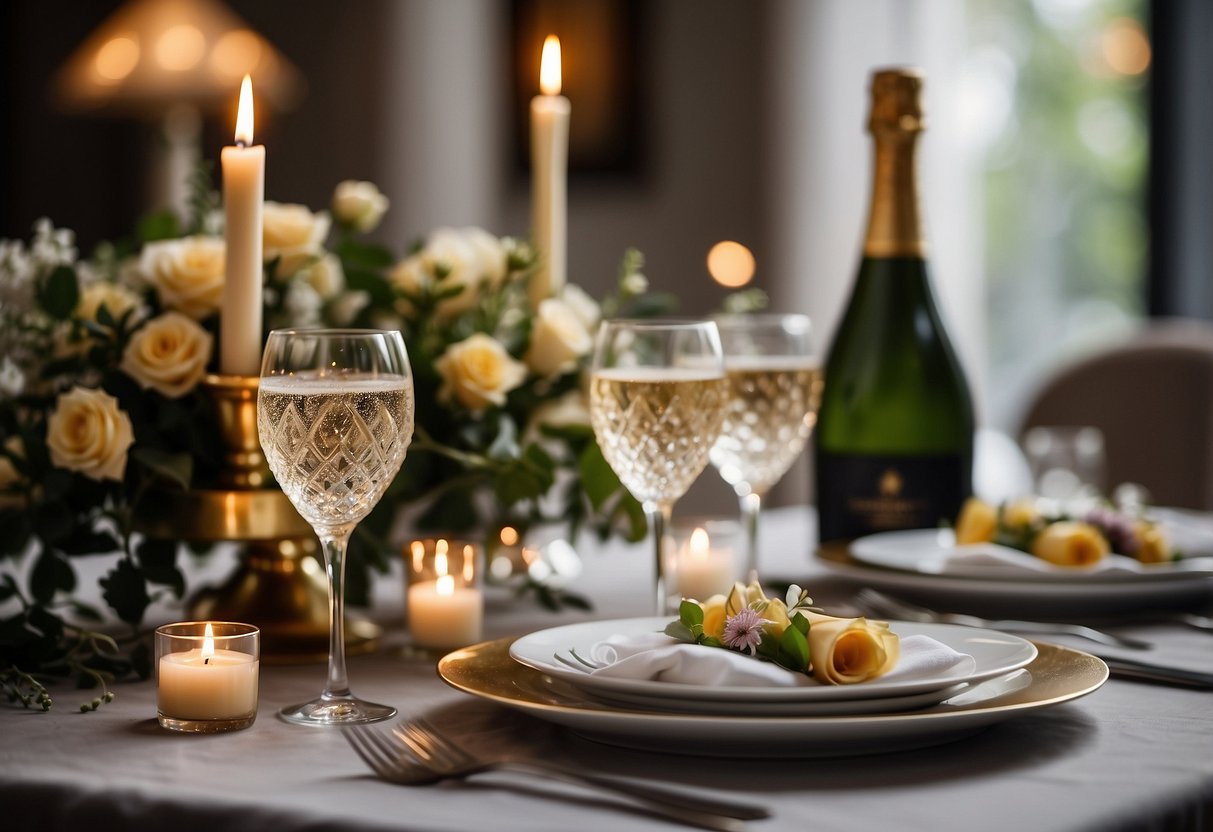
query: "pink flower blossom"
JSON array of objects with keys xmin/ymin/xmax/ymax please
[{"xmin": 722, "ymin": 607, "xmax": 770, "ymax": 656}]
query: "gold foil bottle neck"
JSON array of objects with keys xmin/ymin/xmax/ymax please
[
  {"xmin": 863, "ymin": 68, "xmax": 927, "ymax": 258},
  {"xmin": 868, "ymin": 68, "xmax": 926, "ymax": 135}
]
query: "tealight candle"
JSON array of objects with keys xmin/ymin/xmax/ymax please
[
  {"xmin": 405, "ymin": 539, "xmax": 484, "ymax": 651},
  {"xmin": 676, "ymin": 527, "xmax": 736, "ymax": 601},
  {"xmin": 155, "ymin": 621, "xmax": 259, "ymax": 733}
]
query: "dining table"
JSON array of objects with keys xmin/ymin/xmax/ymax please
[{"xmin": 2, "ymin": 506, "xmax": 1212, "ymax": 832}]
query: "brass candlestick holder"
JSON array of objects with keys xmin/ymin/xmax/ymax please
[{"xmin": 134, "ymin": 373, "xmax": 380, "ymax": 662}]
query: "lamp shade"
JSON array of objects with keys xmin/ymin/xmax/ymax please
[{"xmin": 54, "ymin": 0, "xmax": 304, "ymax": 114}]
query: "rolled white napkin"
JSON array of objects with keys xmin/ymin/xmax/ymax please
[{"xmin": 587, "ymin": 631, "xmax": 975, "ymax": 688}]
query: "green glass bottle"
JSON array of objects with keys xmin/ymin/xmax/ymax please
[{"xmin": 815, "ymin": 68, "xmax": 975, "ymax": 542}]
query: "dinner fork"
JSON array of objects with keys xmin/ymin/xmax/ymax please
[
  {"xmin": 342, "ymin": 721, "xmax": 767, "ymax": 831},
  {"xmin": 852, "ymin": 588, "xmax": 1152, "ymax": 650}
]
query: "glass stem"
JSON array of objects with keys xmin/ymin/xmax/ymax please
[
  {"xmin": 317, "ymin": 528, "xmax": 354, "ymax": 701},
  {"xmin": 740, "ymin": 491, "xmax": 763, "ymax": 583},
  {"xmin": 644, "ymin": 501, "xmax": 673, "ymax": 615}
]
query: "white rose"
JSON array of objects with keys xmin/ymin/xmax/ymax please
[
  {"xmin": 424, "ymin": 227, "xmax": 506, "ymax": 318},
  {"xmin": 524, "ymin": 298, "xmax": 593, "ymax": 377},
  {"xmin": 329, "ymin": 289, "xmax": 370, "ymax": 326},
  {"xmin": 76, "ymin": 281, "xmax": 145, "ymax": 325},
  {"xmin": 301, "ymin": 253, "xmax": 345, "ymax": 300},
  {"xmin": 435, "ymin": 332, "xmax": 527, "ymax": 412},
  {"xmin": 46, "ymin": 386, "xmax": 134, "ymax": 482},
  {"xmin": 262, "ymin": 202, "xmax": 330, "ymax": 279},
  {"xmin": 121, "ymin": 311, "xmax": 213, "ymax": 398},
  {"xmin": 331, "ymin": 180, "xmax": 389, "ymax": 233},
  {"xmin": 561, "ymin": 284, "xmax": 600, "ymax": 329},
  {"xmin": 140, "ymin": 236, "xmax": 225, "ymax": 319},
  {"xmin": 283, "ymin": 280, "xmax": 323, "ymax": 326}
]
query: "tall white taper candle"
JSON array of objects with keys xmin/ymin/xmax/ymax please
[
  {"xmin": 221, "ymin": 75, "xmax": 265, "ymax": 376},
  {"xmin": 529, "ymin": 35, "xmax": 570, "ymax": 308}
]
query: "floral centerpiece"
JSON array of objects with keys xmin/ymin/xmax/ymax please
[{"xmin": 0, "ymin": 172, "xmax": 661, "ymax": 709}]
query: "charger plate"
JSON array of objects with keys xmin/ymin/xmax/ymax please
[{"xmin": 437, "ymin": 638, "xmax": 1107, "ymax": 758}]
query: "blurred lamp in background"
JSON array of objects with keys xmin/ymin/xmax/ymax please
[{"xmin": 52, "ymin": 0, "xmax": 303, "ymax": 215}]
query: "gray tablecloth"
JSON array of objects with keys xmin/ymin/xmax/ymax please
[{"xmin": 3, "ymin": 508, "xmax": 1212, "ymax": 832}]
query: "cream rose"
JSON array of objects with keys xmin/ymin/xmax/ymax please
[
  {"xmin": 331, "ymin": 180, "xmax": 389, "ymax": 233},
  {"xmin": 121, "ymin": 312, "xmax": 213, "ymax": 398},
  {"xmin": 1001, "ymin": 499, "xmax": 1040, "ymax": 531},
  {"xmin": 46, "ymin": 386, "xmax": 134, "ymax": 482},
  {"xmin": 1030, "ymin": 521, "xmax": 1110, "ymax": 567},
  {"xmin": 801, "ymin": 611, "xmax": 900, "ymax": 685},
  {"xmin": 263, "ymin": 202, "xmax": 330, "ymax": 278},
  {"xmin": 434, "ymin": 332, "xmax": 527, "ymax": 412},
  {"xmin": 524, "ymin": 298, "xmax": 593, "ymax": 376},
  {"xmin": 955, "ymin": 496, "xmax": 997, "ymax": 545},
  {"xmin": 140, "ymin": 236, "xmax": 225, "ymax": 319},
  {"xmin": 561, "ymin": 284, "xmax": 601, "ymax": 329},
  {"xmin": 1133, "ymin": 521, "xmax": 1172, "ymax": 564},
  {"xmin": 76, "ymin": 281, "xmax": 145, "ymax": 325},
  {"xmin": 301, "ymin": 253, "xmax": 345, "ymax": 300},
  {"xmin": 424, "ymin": 227, "xmax": 506, "ymax": 317}
]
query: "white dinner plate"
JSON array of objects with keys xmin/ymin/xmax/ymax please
[
  {"xmin": 508, "ymin": 617, "xmax": 1037, "ymax": 704},
  {"xmin": 851, "ymin": 529, "xmax": 1213, "ymax": 583},
  {"xmin": 440, "ymin": 638, "xmax": 1106, "ymax": 758}
]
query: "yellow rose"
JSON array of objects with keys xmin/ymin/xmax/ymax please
[
  {"xmin": 46, "ymin": 386, "xmax": 134, "ymax": 482},
  {"xmin": 331, "ymin": 180, "xmax": 389, "ymax": 233},
  {"xmin": 1133, "ymin": 521, "xmax": 1172, "ymax": 564},
  {"xmin": 76, "ymin": 281, "xmax": 144, "ymax": 325},
  {"xmin": 1000, "ymin": 499, "xmax": 1040, "ymax": 531},
  {"xmin": 700, "ymin": 594, "xmax": 728, "ymax": 640},
  {"xmin": 140, "ymin": 236, "xmax": 225, "ymax": 319},
  {"xmin": 1030, "ymin": 521, "xmax": 1110, "ymax": 567},
  {"xmin": 423, "ymin": 227, "xmax": 507, "ymax": 318},
  {"xmin": 0, "ymin": 436, "xmax": 25, "ymax": 507},
  {"xmin": 263, "ymin": 202, "xmax": 330, "ymax": 278},
  {"xmin": 524, "ymin": 298, "xmax": 593, "ymax": 376},
  {"xmin": 434, "ymin": 333, "xmax": 527, "ymax": 412},
  {"xmin": 955, "ymin": 496, "xmax": 997, "ymax": 544},
  {"xmin": 120, "ymin": 312, "xmax": 213, "ymax": 398},
  {"xmin": 802, "ymin": 611, "xmax": 900, "ymax": 685},
  {"xmin": 760, "ymin": 598, "xmax": 792, "ymax": 640}
]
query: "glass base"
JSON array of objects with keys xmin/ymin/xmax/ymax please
[
  {"xmin": 278, "ymin": 695, "xmax": 396, "ymax": 727},
  {"xmin": 158, "ymin": 712, "xmax": 256, "ymax": 733}
]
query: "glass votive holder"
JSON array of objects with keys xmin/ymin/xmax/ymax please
[
  {"xmin": 404, "ymin": 538, "xmax": 485, "ymax": 651},
  {"xmin": 155, "ymin": 621, "xmax": 259, "ymax": 733},
  {"xmin": 664, "ymin": 518, "xmax": 741, "ymax": 603}
]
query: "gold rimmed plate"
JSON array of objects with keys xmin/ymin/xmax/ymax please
[{"xmin": 437, "ymin": 638, "xmax": 1107, "ymax": 758}]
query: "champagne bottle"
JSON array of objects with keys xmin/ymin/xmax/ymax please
[{"xmin": 814, "ymin": 68, "xmax": 975, "ymax": 542}]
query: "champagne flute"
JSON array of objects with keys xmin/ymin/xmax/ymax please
[
  {"xmin": 709, "ymin": 314, "xmax": 822, "ymax": 581},
  {"xmin": 589, "ymin": 320, "xmax": 729, "ymax": 614},
  {"xmin": 258, "ymin": 329, "xmax": 415, "ymax": 726}
]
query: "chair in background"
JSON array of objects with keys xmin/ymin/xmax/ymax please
[{"xmin": 1019, "ymin": 319, "xmax": 1213, "ymax": 511}]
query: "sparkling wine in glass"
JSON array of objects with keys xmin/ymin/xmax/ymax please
[
  {"xmin": 709, "ymin": 314, "xmax": 822, "ymax": 580},
  {"xmin": 258, "ymin": 329, "xmax": 414, "ymax": 726},
  {"xmin": 589, "ymin": 320, "xmax": 729, "ymax": 614}
]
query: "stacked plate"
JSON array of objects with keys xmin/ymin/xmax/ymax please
[{"xmin": 437, "ymin": 616, "xmax": 1109, "ymax": 758}]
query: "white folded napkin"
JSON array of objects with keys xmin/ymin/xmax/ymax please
[
  {"xmin": 948, "ymin": 544, "xmax": 1213, "ymax": 576},
  {"xmin": 587, "ymin": 631, "xmax": 975, "ymax": 688}
]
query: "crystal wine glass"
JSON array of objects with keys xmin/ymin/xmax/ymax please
[
  {"xmin": 258, "ymin": 329, "xmax": 414, "ymax": 726},
  {"xmin": 589, "ymin": 320, "xmax": 729, "ymax": 614},
  {"xmin": 709, "ymin": 314, "xmax": 822, "ymax": 581}
]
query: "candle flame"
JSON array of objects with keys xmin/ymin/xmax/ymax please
[
  {"xmin": 462, "ymin": 545, "xmax": 475, "ymax": 583},
  {"xmin": 435, "ymin": 547, "xmax": 448, "ymax": 578},
  {"xmin": 436, "ymin": 574, "xmax": 455, "ymax": 597},
  {"xmin": 411, "ymin": 541, "xmax": 425, "ymax": 575},
  {"xmin": 201, "ymin": 622, "xmax": 216, "ymax": 660},
  {"xmin": 234, "ymin": 74, "xmax": 254, "ymax": 145},
  {"xmin": 540, "ymin": 35, "xmax": 562, "ymax": 95},
  {"xmin": 689, "ymin": 528, "xmax": 710, "ymax": 560}
]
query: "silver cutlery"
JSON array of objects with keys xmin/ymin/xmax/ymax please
[
  {"xmin": 342, "ymin": 720, "xmax": 767, "ymax": 831},
  {"xmin": 1093, "ymin": 656, "xmax": 1213, "ymax": 690},
  {"xmin": 852, "ymin": 588, "xmax": 1153, "ymax": 650}
]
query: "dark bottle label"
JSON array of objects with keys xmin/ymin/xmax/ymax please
[{"xmin": 816, "ymin": 452, "xmax": 970, "ymax": 543}]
